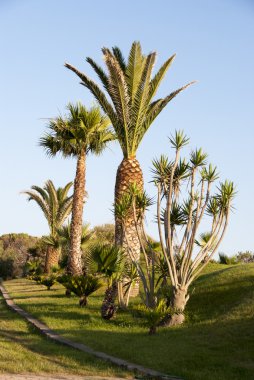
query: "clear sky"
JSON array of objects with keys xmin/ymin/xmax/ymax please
[{"xmin": 0, "ymin": 0, "xmax": 253, "ymax": 255}]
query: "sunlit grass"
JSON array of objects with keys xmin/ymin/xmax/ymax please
[
  {"xmin": 0, "ymin": 293, "xmax": 130, "ymax": 377},
  {"xmin": 4, "ymin": 263, "xmax": 254, "ymax": 380}
]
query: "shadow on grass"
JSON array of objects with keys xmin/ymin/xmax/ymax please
[
  {"xmin": 53, "ymin": 316, "xmax": 254, "ymax": 380},
  {"xmin": 0, "ymin": 300, "xmax": 128, "ymax": 377}
]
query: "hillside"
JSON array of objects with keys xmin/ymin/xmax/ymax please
[{"xmin": 3, "ymin": 263, "xmax": 254, "ymax": 380}]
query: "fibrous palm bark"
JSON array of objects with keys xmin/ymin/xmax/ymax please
[
  {"xmin": 68, "ymin": 151, "xmax": 86, "ymax": 275},
  {"xmin": 115, "ymin": 158, "xmax": 143, "ymax": 297},
  {"xmin": 40, "ymin": 104, "xmax": 112, "ymax": 276},
  {"xmin": 101, "ymin": 281, "xmax": 118, "ymax": 320},
  {"xmin": 44, "ymin": 246, "xmax": 61, "ymax": 273},
  {"xmin": 115, "ymin": 157, "xmax": 143, "ymax": 258}
]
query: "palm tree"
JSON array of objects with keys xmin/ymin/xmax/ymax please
[
  {"xmin": 88, "ymin": 244, "xmax": 124, "ymax": 319},
  {"xmin": 65, "ymin": 41, "xmax": 194, "ymax": 288},
  {"xmin": 40, "ymin": 103, "xmax": 113, "ymax": 275},
  {"xmin": 22, "ymin": 180, "xmax": 73, "ymax": 273}
]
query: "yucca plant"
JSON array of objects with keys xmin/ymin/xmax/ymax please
[
  {"xmin": 40, "ymin": 104, "xmax": 114, "ymax": 275},
  {"xmin": 119, "ymin": 131, "xmax": 236, "ymax": 326},
  {"xmin": 22, "ymin": 180, "xmax": 73, "ymax": 273},
  {"xmin": 65, "ymin": 42, "xmax": 194, "ymax": 296}
]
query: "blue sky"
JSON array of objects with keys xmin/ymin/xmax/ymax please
[{"xmin": 0, "ymin": 0, "xmax": 253, "ymax": 255}]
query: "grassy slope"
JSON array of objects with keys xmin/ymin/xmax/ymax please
[
  {"xmin": 0, "ymin": 295, "xmax": 130, "ymax": 377},
  {"xmin": 4, "ymin": 263, "xmax": 254, "ymax": 380}
]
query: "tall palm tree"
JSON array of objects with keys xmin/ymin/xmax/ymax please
[
  {"xmin": 40, "ymin": 103, "xmax": 113, "ymax": 275},
  {"xmin": 65, "ymin": 42, "xmax": 194, "ymax": 283},
  {"xmin": 23, "ymin": 180, "xmax": 73, "ymax": 272}
]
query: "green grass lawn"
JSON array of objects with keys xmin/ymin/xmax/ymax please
[
  {"xmin": 0, "ymin": 294, "xmax": 130, "ymax": 377},
  {"xmin": 4, "ymin": 263, "xmax": 254, "ymax": 380}
]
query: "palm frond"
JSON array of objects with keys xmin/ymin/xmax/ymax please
[
  {"xmin": 22, "ymin": 180, "xmax": 73, "ymax": 237},
  {"xmin": 148, "ymin": 54, "xmax": 176, "ymax": 102},
  {"xmin": 131, "ymin": 52, "xmax": 157, "ymax": 153},
  {"xmin": 139, "ymin": 81, "xmax": 195, "ymax": 146},
  {"xmin": 86, "ymin": 57, "xmax": 109, "ymax": 90},
  {"xmin": 102, "ymin": 48, "xmax": 130, "ymax": 152},
  {"xmin": 112, "ymin": 46, "xmax": 127, "ymax": 72},
  {"xmin": 125, "ymin": 41, "xmax": 145, "ymax": 103},
  {"xmin": 65, "ymin": 63, "xmax": 118, "ymax": 127}
]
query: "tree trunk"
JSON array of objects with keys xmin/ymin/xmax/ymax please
[
  {"xmin": 168, "ymin": 287, "xmax": 189, "ymax": 326},
  {"xmin": 159, "ymin": 287, "xmax": 189, "ymax": 327},
  {"xmin": 101, "ymin": 281, "xmax": 118, "ymax": 320},
  {"xmin": 68, "ymin": 151, "xmax": 86, "ymax": 275},
  {"xmin": 115, "ymin": 157, "xmax": 144, "ymax": 298},
  {"xmin": 44, "ymin": 246, "xmax": 60, "ymax": 274}
]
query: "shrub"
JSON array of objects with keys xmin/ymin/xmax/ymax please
[
  {"xmin": 0, "ymin": 234, "xmax": 44, "ymax": 279},
  {"xmin": 218, "ymin": 253, "xmax": 237, "ymax": 265},
  {"xmin": 236, "ymin": 251, "xmax": 254, "ymax": 263},
  {"xmin": 39, "ymin": 275, "xmax": 57, "ymax": 290},
  {"xmin": 132, "ymin": 300, "xmax": 170, "ymax": 334},
  {"xmin": 58, "ymin": 274, "xmax": 102, "ymax": 306},
  {"xmin": 25, "ymin": 258, "xmax": 43, "ymax": 277}
]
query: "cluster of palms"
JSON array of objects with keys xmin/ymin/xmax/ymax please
[
  {"xmin": 24, "ymin": 45, "xmax": 191, "ymax": 270},
  {"xmin": 22, "ymin": 42, "xmax": 234, "ymax": 332}
]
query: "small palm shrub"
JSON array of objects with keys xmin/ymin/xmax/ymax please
[
  {"xmin": 132, "ymin": 300, "xmax": 170, "ymax": 335},
  {"xmin": 40, "ymin": 275, "xmax": 57, "ymax": 290},
  {"xmin": 58, "ymin": 274, "xmax": 102, "ymax": 306},
  {"xmin": 25, "ymin": 258, "xmax": 43, "ymax": 278},
  {"xmin": 31, "ymin": 274, "xmax": 43, "ymax": 284}
]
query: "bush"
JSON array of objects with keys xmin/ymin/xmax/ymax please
[
  {"xmin": 218, "ymin": 253, "xmax": 237, "ymax": 265},
  {"xmin": 131, "ymin": 300, "xmax": 170, "ymax": 334},
  {"xmin": 39, "ymin": 275, "xmax": 57, "ymax": 290},
  {"xmin": 58, "ymin": 274, "xmax": 103, "ymax": 306},
  {"xmin": 25, "ymin": 258, "xmax": 43, "ymax": 277},
  {"xmin": 236, "ymin": 251, "xmax": 254, "ymax": 263},
  {"xmin": 0, "ymin": 234, "xmax": 44, "ymax": 279}
]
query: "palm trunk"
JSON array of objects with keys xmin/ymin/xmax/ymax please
[
  {"xmin": 68, "ymin": 151, "xmax": 86, "ymax": 275},
  {"xmin": 101, "ymin": 281, "xmax": 118, "ymax": 320},
  {"xmin": 115, "ymin": 157, "xmax": 144, "ymax": 298},
  {"xmin": 44, "ymin": 246, "xmax": 60, "ymax": 274}
]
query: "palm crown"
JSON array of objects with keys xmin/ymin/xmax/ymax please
[
  {"xmin": 23, "ymin": 180, "xmax": 73, "ymax": 237},
  {"xmin": 65, "ymin": 41, "xmax": 194, "ymax": 158},
  {"xmin": 40, "ymin": 103, "xmax": 114, "ymax": 157}
]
